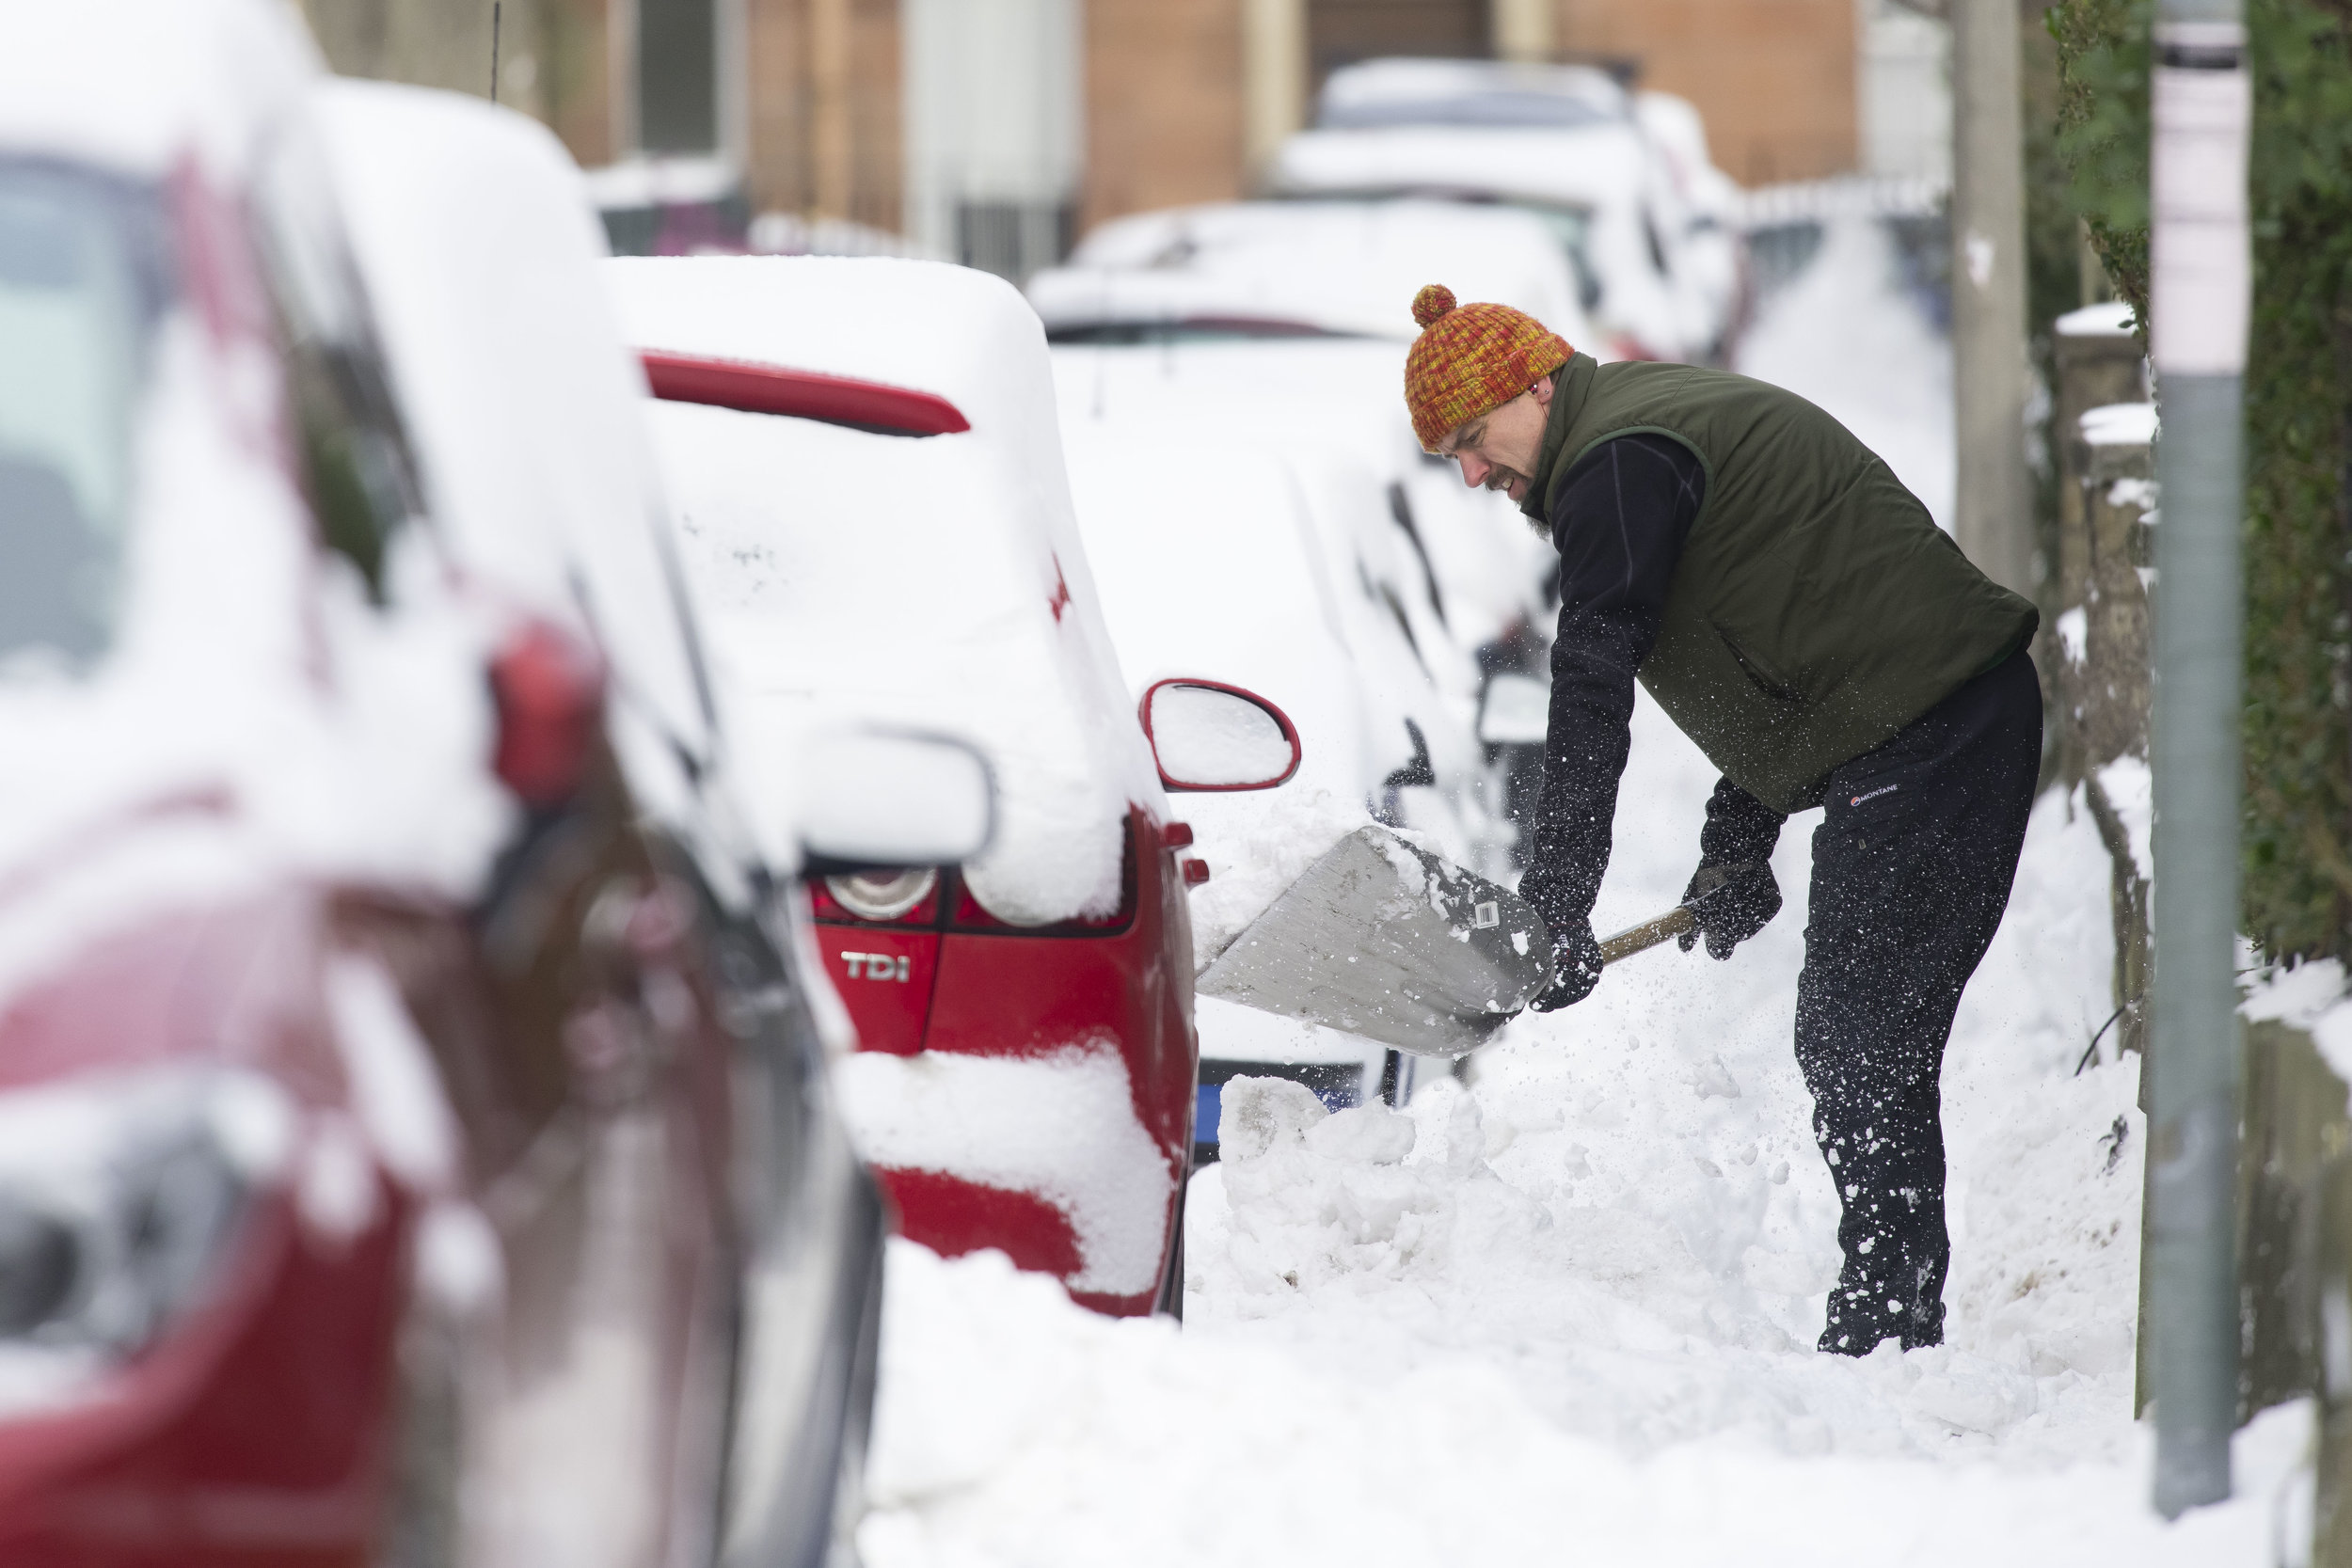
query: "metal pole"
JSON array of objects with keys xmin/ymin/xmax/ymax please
[
  {"xmin": 2146, "ymin": 0, "xmax": 2251, "ymax": 1520},
  {"xmin": 1948, "ymin": 0, "xmax": 2034, "ymax": 597}
]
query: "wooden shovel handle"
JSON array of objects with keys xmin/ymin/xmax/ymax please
[{"xmin": 1597, "ymin": 906, "xmax": 1694, "ymax": 966}]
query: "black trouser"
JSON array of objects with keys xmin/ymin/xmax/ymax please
[{"xmin": 1797, "ymin": 649, "xmax": 2041, "ymax": 1355}]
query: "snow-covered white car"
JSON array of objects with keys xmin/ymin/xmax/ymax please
[
  {"xmin": 608, "ymin": 255, "xmax": 1301, "ymax": 1316},
  {"xmin": 1026, "ymin": 196, "xmax": 1574, "ymax": 688},
  {"xmin": 0, "ymin": 7, "xmax": 911, "ymax": 1563},
  {"xmin": 1272, "ymin": 57, "xmax": 1745, "ymax": 364},
  {"xmin": 1034, "ymin": 212, "xmax": 1565, "ymax": 868},
  {"xmin": 1056, "ymin": 415, "xmax": 1503, "ymax": 1158},
  {"xmin": 1029, "ymin": 197, "xmax": 1595, "ymax": 350}
]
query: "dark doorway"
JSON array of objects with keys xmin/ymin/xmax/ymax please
[{"xmin": 1307, "ymin": 0, "xmax": 1491, "ymax": 90}]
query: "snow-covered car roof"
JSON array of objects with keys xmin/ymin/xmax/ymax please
[
  {"xmin": 314, "ymin": 82, "xmax": 723, "ymax": 849},
  {"xmin": 606, "ymin": 256, "xmax": 1160, "ymax": 926},
  {"xmin": 1273, "ymin": 122, "xmax": 1655, "ymax": 219},
  {"xmin": 1033, "ymin": 199, "xmax": 1592, "ymax": 348},
  {"xmin": 1269, "ymin": 126, "xmax": 1702, "ymax": 360},
  {"xmin": 1313, "ymin": 57, "xmax": 1629, "ymax": 132}
]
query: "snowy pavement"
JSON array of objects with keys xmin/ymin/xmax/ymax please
[{"xmin": 852, "ymin": 220, "xmax": 2310, "ymax": 1565}]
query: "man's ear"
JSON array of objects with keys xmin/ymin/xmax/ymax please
[{"xmin": 1531, "ymin": 373, "xmax": 1554, "ymax": 407}]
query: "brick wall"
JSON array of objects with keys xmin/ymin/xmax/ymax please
[
  {"xmin": 742, "ymin": 0, "xmax": 901, "ymax": 229},
  {"xmin": 1554, "ymin": 0, "xmax": 1857, "ymax": 184},
  {"xmin": 1081, "ymin": 0, "xmax": 1248, "ymax": 230}
]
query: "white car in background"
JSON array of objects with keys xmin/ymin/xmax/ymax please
[
  {"xmin": 1057, "ymin": 425, "xmax": 1463, "ymax": 1159},
  {"xmin": 1271, "ymin": 57, "xmax": 1744, "ymax": 365},
  {"xmin": 1030, "ymin": 199, "xmax": 1570, "ymax": 863},
  {"xmin": 1031, "ymin": 197, "xmax": 1595, "ymax": 349}
]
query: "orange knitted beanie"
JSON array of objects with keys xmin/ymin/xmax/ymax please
[{"xmin": 1402, "ymin": 283, "xmax": 1572, "ymax": 451}]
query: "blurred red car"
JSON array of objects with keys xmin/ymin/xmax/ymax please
[
  {"xmin": 0, "ymin": 11, "xmax": 915, "ymax": 1565},
  {"xmin": 612, "ymin": 257, "xmax": 1301, "ymax": 1316}
]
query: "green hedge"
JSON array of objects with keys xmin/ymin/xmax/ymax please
[{"xmin": 2051, "ymin": 0, "xmax": 2352, "ymax": 963}]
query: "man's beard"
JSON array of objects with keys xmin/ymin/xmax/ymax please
[{"xmin": 1483, "ymin": 465, "xmax": 1526, "ymax": 494}]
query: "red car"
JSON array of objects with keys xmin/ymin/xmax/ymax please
[
  {"xmin": 0, "ymin": 15, "xmax": 918, "ymax": 1564},
  {"xmin": 612, "ymin": 256, "xmax": 1300, "ymax": 1316}
]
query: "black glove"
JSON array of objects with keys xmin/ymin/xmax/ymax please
[
  {"xmin": 1677, "ymin": 861, "xmax": 1780, "ymax": 960},
  {"xmin": 1530, "ymin": 920, "xmax": 1604, "ymax": 1011}
]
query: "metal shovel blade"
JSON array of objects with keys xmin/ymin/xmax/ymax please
[{"xmin": 1196, "ymin": 826, "xmax": 1555, "ymax": 1058}]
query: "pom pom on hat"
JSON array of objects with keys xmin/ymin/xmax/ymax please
[{"xmin": 1401, "ymin": 284, "xmax": 1573, "ymax": 451}]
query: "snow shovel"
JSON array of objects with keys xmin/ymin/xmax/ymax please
[{"xmin": 1196, "ymin": 826, "xmax": 1695, "ymax": 1058}]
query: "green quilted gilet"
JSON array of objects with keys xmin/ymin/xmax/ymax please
[{"xmin": 1522, "ymin": 353, "xmax": 2037, "ymax": 813}]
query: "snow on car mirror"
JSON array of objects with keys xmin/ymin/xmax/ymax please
[
  {"xmin": 796, "ymin": 727, "xmax": 995, "ymax": 874},
  {"xmin": 1477, "ymin": 672, "xmax": 1551, "ymax": 746},
  {"xmin": 1140, "ymin": 679, "xmax": 1302, "ymax": 792}
]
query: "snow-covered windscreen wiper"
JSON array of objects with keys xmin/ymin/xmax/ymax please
[{"xmin": 0, "ymin": 162, "xmax": 167, "ymax": 672}]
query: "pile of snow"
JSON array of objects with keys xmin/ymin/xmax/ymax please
[
  {"xmin": 2058, "ymin": 299, "xmax": 2138, "ymax": 340},
  {"xmin": 858, "ymin": 689, "xmax": 2303, "ymax": 1566},
  {"xmin": 835, "ymin": 1040, "xmax": 1172, "ymax": 1299},
  {"xmin": 2083, "ymin": 402, "xmax": 2160, "ymax": 449},
  {"xmin": 607, "ymin": 257, "xmax": 1161, "ymax": 924}
]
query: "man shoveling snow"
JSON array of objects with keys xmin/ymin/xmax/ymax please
[{"xmin": 1406, "ymin": 282, "xmax": 2040, "ymax": 1357}]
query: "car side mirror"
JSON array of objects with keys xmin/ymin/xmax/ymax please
[
  {"xmin": 1139, "ymin": 679, "xmax": 1302, "ymax": 792},
  {"xmin": 795, "ymin": 727, "xmax": 995, "ymax": 874},
  {"xmin": 1476, "ymin": 672, "xmax": 1550, "ymax": 746}
]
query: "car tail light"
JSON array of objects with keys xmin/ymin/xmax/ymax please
[
  {"xmin": 488, "ymin": 621, "xmax": 606, "ymax": 809},
  {"xmin": 0, "ymin": 1069, "xmax": 293, "ymax": 1391},
  {"xmin": 952, "ymin": 819, "xmax": 1140, "ymax": 933},
  {"xmin": 822, "ymin": 868, "xmax": 940, "ymax": 923},
  {"xmin": 1161, "ymin": 822, "xmax": 1194, "ymax": 849},
  {"xmin": 1181, "ymin": 860, "xmax": 1210, "ymax": 887}
]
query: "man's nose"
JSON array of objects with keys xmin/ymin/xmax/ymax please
[{"xmin": 1456, "ymin": 451, "xmax": 1488, "ymax": 489}]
